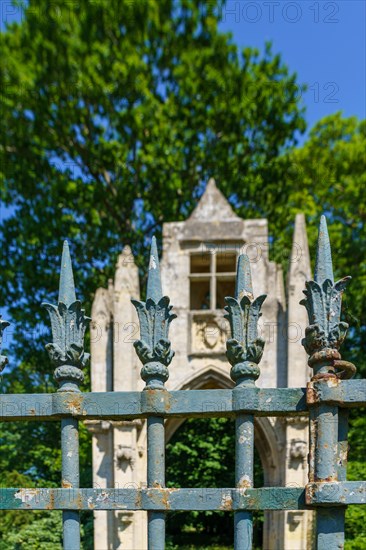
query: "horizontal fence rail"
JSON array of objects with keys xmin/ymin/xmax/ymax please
[
  {"xmin": 0, "ymin": 381, "xmax": 365, "ymax": 421},
  {"xmin": 0, "ymin": 216, "xmax": 365, "ymax": 550},
  {"xmin": 0, "ymin": 483, "xmax": 365, "ymax": 511}
]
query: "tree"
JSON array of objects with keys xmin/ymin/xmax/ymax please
[
  {"xmin": 1, "ymin": 0, "xmax": 365, "ymax": 547},
  {"xmin": 165, "ymin": 417, "xmax": 263, "ymax": 549},
  {"xmin": 0, "ymin": 1, "xmax": 306, "ymax": 545},
  {"xmin": 0, "ymin": 0, "xmax": 305, "ymax": 365},
  {"xmin": 273, "ymin": 115, "xmax": 366, "ymax": 549},
  {"xmin": 273, "ymin": 114, "xmax": 366, "ymax": 376}
]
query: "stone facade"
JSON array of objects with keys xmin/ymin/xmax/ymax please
[{"xmin": 88, "ymin": 179, "xmax": 313, "ymax": 549}]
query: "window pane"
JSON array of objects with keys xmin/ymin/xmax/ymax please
[
  {"xmin": 216, "ymin": 278, "xmax": 235, "ymax": 309},
  {"xmin": 190, "ymin": 279, "xmax": 211, "ymax": 310},
  {"xmin": 216, "ymin": 253, "xmax": 237, "ymax": 273},
  {"xmin": 190, "ymin": 254, "xmax": 211, "ymax": 273}
]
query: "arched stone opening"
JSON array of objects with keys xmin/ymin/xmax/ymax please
[{"xmin": 164, "ymin": 366, "xmax": 284, "ymax": 549}]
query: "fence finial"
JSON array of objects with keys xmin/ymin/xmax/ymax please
[
  {"xmin": 42, "ymin": 241, "xmax": 90, "ymax": 391},
  {"xmin": 58, "ymin": 240, "xmax": 77, "ymax": 307},
  {"xmin": 225, "ymin": 255, "xmax": 266, "ymax": 386},
  {"xmin": 146, "ymin": 236, "xmax": 163, "ymax": 302},
  {"xmin": 315, "ymin": 215, "xmax": 334, "ymax": 283},
  {"xmin": 131, "ymin": 237, "xmax": 176, "ymax": 390},
  {"xmin": 301, "ymin": 216, "xmax": 355, "ymax": 380},
  {"xmin": 0, "ymin": 316, "xmax": 10, "ymax": 371}
]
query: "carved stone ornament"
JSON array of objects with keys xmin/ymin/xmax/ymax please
[
  {"xmin": 191, "ymin": 314, "xmax": 228, "ymax": 353},
  {"xmin": 301, "ymin": 216, "xmax": 355, "ymax": 380},
  {"xmin": 289, "ymin": 439, "xmax": 307, "ymax": 460},
  {"xmin": 225, "ymin": 254, "xmax": 266, "ymax": 386},
  {"xmin": 43, "ymin": 241, "xmax": 90, "ymax": 391},
  {"xmin": 84, "ymin": 420, "xmax": 111, "ymax": 434},
  {"xmin": 116, "ymin": 445, "xmax": 135, "ymax": 469},
  {"xmin": 0, "ymin": 315, "xmax": 10, "ymax": 371},
  {"xmin": 131, "ymin": 237, "xmax": 176, "ymax": 389}
]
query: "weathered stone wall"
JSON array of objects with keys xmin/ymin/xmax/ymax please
[{"xmin": 89, "ymin": 180, "xmax": 313, "ymax": 549}]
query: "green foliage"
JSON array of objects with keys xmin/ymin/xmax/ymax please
[
  {"xmin": 0, "ymin": 0, "xmax": 365, "ymax": 547},
  {"xmin": 272, "ymin": 114, "xmax": 366, "ymax": 376},
  {"xmin": 166, "ymin": 417, "xmax": 263, "ymax": 548},
  {"xmin": 345, "ymin": 411, "xmax": 366, "ymax": 548},
  {"xmin": 0, "ymin": 511, "xmax": 63, "ymax": 550},
  {"xmin": 0, "ymin": 0, "xmax": 305, "ymax": 364},
  {"xmin": 0, "ymin": 1, "xmax": 305, "ymax": 544}
]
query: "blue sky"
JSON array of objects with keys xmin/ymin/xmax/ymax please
[
  {"xmin": 0, "ymin": 0, "xmax": 365, "ymax": 352},
  {"xmin": 1, "ymin": 0, "xmax": 365, "ymax": 133},
  {"xmin": 219, "ymin": 0, "xmax": 366, "ymax": 138}
]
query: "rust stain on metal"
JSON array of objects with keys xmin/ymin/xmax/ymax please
[
  {"xmin": 220, "ymin": 493, "xmax": 233, "ymax": 511},
  {"xmin": 314, "ymin": 475, "xmax": 337, "ymax": 483},
  {"xmin": 62, "ymin": 480, "xmax": 72, "ymax": 489},
  {"xmin": 238, "ymin": 476, "xmax": 251, "ymax": 489},
  {"xmin": 306, "ymin": 383, "xmax": 318, "ymax": 404},
  {"xmin": 305, "ymin": 484, "xmax": 314, "ymax": 505},
  {"xmin": 164, "ymin": 392, "xmax": 171, "ymax": 412},
  {"xmin": 160, "ymin": 488, "xmax": 170, "ymax": 510},
  {"xmin": 65, "ymin": 393, "xmax": 84, "ymax": 415},
  {"xmin": 134, "ymin": 490, "xmax": 142, "ymax": 508},
  {"xmin": 46, "ymin": 491, "xmax": 55, "ymax": 510},
  {"xmin": 77, "ymin": 493, "xmax": 83, "ymax": 509}
]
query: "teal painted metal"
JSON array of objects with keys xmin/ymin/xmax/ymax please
[
  {"xmin": 301, "ymin": 216, "xmax": 357, "ymax": 549},
  {"xmin": 132, "ymin": 236, "xmax": 176, "ymax": 391},
  {"xmin": 42, "ymin": 241, "xmax": 90, "ymax": 550},
  {"xmin": 0, "ymin": 217, "xmax": 364, "ymax": 550},
  {"xmin": 1, "ymin": 483, "xmax": 366, "ymax": 510},
  {"xmin": 132, "ymin": 237, "xmax": 175, "ymax": 550},
  {"xmin": 43, "ymin": 241, "xmax": 90, "ymax": 393},
  {"xmin": 225, "ymin": 254, "xmax": 266, "ymax": 550}
]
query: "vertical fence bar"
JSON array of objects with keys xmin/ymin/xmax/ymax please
[
  {"xmin": 337, "ymin": 408, "xmax": 350, "ymax": 482},
  {"xmin": 61, "ymin": 418, "xmax": 80, "ymax": 550},
  {"xmin": 301, "ymin": 216, "xmax": 355, "ymax": 550},
  {"xmin": 132, "ymin": 237, "xmax": 176, "ymax": 550},
  {"xmin": 234, "ymin": 413, "xmax": 254, "ymax": 549},
  {"xmin": 310, "ymin": 403, "xmax": 345, "ymax": 549},
  {"xmin": 147, "ymin": 416, "xmax": 166, "ymax": 548},
  {"xmin": 43, "ymin": 241, "xmax": 90, "ymax": 550},
  {"xmin": 225, "ymin": 255, "xmax": 266, "ymax": 550}
]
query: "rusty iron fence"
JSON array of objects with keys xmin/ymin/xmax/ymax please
[{"xmin": 0, "ymin": 216, "xmax": 365, "ymax": 550}]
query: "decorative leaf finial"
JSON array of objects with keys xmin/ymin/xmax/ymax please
[
  {"xmin": 42, "ymin": 241, "xmax": 90, "ymax": 392},
  {"xmin": 131, "ymin": 237, "xmax": 176, "ymax": 390},
  {"xmin": 301, "ymin": 216, "xmax": 355, "ymax": 380},
  {"xmin": 225, "ymin": 255, "xmax": 266, "ymax": 386},
  {"xmin": 0, "ymin": 316, "xmax": 10, "ymax": 371}
]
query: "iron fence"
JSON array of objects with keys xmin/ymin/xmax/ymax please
[{"xmin": 0, "ymin": 216, "xmax": 365, "ymax": 549}]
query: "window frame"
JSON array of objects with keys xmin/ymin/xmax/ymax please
[{"xmin": 189, "ymin": 249, "xmax": 238, "ymax": 311}]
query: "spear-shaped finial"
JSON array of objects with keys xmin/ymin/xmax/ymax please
[
  {"xmin": 301, "ymin": 216, "xmax": 355, "ymax": 380},
  {"xmin": 131, "ymin": 237, "xmax": 176, "ymax": 390},
  {"xmin": 235, "ymin": 254, "xmax": 254, "ymax": 302},
  {"xmin": 314, "ymin": 215, "xmax": 334, "ymax": 284},
  {"xmin": 43, "ymin": 241, "xmax": 90, "ymax": 391},
  {"xmin": 146, "ymin": 236, "xmax": 163, "ymax": 302},
  {"xmin": 58, "ymin": 240, "xmax": 77, "ymax": 306},
  {"xmin": 225, "ymin": 255, "xmax": 266, "ymax": 386}
]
